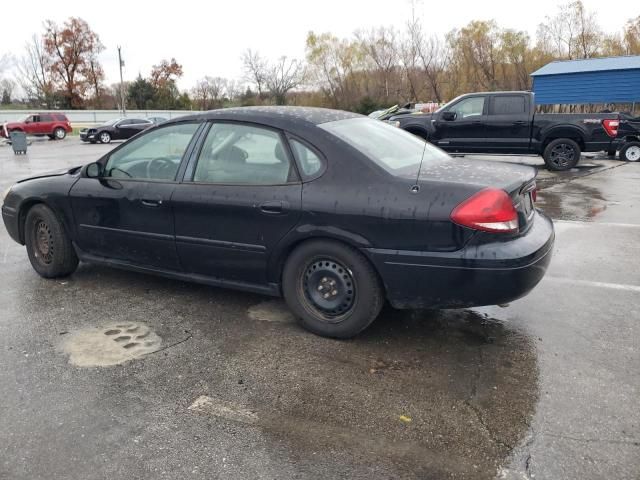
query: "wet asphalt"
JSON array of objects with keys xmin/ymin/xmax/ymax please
[{"xmin": 0, "ymin": 139, "xmax": 638, "ymax": 479}]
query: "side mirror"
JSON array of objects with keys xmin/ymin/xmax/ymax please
[
  {"xmin": 442, "ymin": 111, "xmax": 457, "ymax": 121},
  {"xmin": 86, "ymin": 162, "xmax": 103, "ymax": 178}
]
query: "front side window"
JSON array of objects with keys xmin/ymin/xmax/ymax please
[
  {"xmin": 105, "ymin": 122, "xmax": 199, "ymax": 181},
  {"xmin": 319, "ymin": 118, "xmax": 449, "ymax": 178},
  {"xmin": 193, "ymin": 123, "xmax": 294, "ymax": 185},
  {"xmin": 448, "ymin": 97, "xmax": 485, "ymax": 118}
]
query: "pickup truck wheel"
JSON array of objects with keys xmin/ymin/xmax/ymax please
[
  {"xmin": 619, "ymin": 142, "xmax": 640, "ymax": 162},
  {"xmin": 543, "ymin": 139, "xmax": 581, "ymax": 171},
  {"xmin": 99, "ymin": 131, "xmax": 111, "ymax": 144},
  {"xmin": 25, "ymin": 204, "xmax": 79, "ymax": 278},
  {"xmin": 53, "ymin": 127, "xmax": 66, "ymax": 140},
  {"xmin": 282, "ymin": 240, "xmax": 384, "ymax": 339}
]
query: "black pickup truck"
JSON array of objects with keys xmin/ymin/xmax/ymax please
[{"xmin": 390, "ymin": 91, "xmax": 620, "ymax": 171}]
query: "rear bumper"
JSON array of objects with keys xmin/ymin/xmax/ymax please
[{"xmin": 364, "ymin": 211, "xmax": 554, "ymax": 309}]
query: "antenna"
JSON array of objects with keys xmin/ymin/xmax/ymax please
[{"xmin": 411, "ymin": 137, "xmax": 428, "ymax": 193}]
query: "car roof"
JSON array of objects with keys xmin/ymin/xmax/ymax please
[{"xmin": 174, "ymin": 106, "xmax": 362, "ymax": 129}]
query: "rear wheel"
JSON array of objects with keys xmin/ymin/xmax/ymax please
[
  {"xmin": 543, "ymin": 138, "xmax": 581, "ymax": 171},
  {"xmin": 619, "ymin": 141, "xmax": 640, "ymax": 162},
  {"xmin": 99, "ymin": 131, "xmax": 111, "ymax": 144},
  {"xmin": 25, "ymin": 204, "xmax": 78, "ymax": 278},
  {"xmin": 282, "ymin": 240, "xmax": 384, "ymax": 338},
  {"xmin": 53, "ymin": 127, "xmax": 66, "ymax": 140}
]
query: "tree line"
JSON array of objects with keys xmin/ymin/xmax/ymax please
[{"xmin": 1, "ymin": 1, "xmax": 639, "ymax": 112}]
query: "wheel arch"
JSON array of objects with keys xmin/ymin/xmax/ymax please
[
  {"xmin": 17, "ymin": 199, "xmax": 72, "ymax": 245},
  {"xmin": 267, "ymin": 231, "xmax": 387, "ymax": 294},
  {"xmin": 402, "ymin": 125, "xmax": 429, "ymax": 140},
  {"xmin": 541, "ymin": 127, "xmax": 586, "ymax": 151}
]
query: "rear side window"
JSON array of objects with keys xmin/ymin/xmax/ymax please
[
  {"xmin": 491, "ymin": 96, "xmax": 526, "ymax": 115},
  {"xmin": 54, "ymin": 114, "xmax": 68, "ymax": 121},
  {"xmin": 40, "ymin": 114, "xmax": 54, "ymax": 122},
  {"xmin": 289, "ymin": 139, "xmax": 323, "ymax": 178},
  {"xmin": 193, "ymin": 123, "xmax": 295, "ymax": 185}
]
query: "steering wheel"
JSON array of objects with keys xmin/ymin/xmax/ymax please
[{"xmin": 146, "ymin": 156, "xmax": 176, "ymax": 179}]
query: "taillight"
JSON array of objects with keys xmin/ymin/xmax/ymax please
[
  {"xmin": 602, "ymin": 119, "xmax": 619, "ymax": 138},
  {"xmin": 532, "ymin": 188, "xmax": 538, "ymax": 202},
  {"xmin": 451, "ymin": 188, "xmax": 518, "ymax": 233}
]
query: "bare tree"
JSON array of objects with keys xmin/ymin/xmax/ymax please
[
  {"xmin": 242, "ymin": 49, "xmax": 267, "ymax": 97},
  {"xmin": 16, "ymin": 35, "xmax": 55, "ymax": 107},
  {"xmin": 537, "ymin": 1, "xmax": 602, "ymax": 59},
  {"xmin": 192, "ymin": 76, "xmax": 227, "ymax": 110},
  {"xmin": 264, "ymin": 57, "xmax": 305, "ymax": 105},
  {"xmin": 357, "ymin": 27, "xmax": 399, "ymax": 100},
  {"xmin": 416, "ymin": 35, "xmax": 448, "ymax": 102}
]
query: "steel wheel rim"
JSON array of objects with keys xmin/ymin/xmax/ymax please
[
  {"xmin": 100, "ymin": 132, "xmax": 110, "ymax": 143},
  {"xmin": 34, "ymin": 220, "xmax": 54, "ymax": 264},
  {"xmin": 625, "ymin": 146, "xmax": 640, "ymax": 161},
  {"xmin": 301, "ymin": 258, "xmax": 356, "ymax": 322},
  {"xmin": 550, "ymin": 143, "xmax": 576, "ymax": 168},
  {"xmin": 55, "ymin": 129, "xmax": 65, "ymax": 139}
]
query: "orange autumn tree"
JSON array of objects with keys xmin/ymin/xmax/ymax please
[{"xmin": 43, "ymin": 17, "xmax": 105, "ymax": 108}]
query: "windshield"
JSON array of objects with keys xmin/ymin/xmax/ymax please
[{"xmin": 319, "ymin": 117, "xmax": 449, "ymax": 177}]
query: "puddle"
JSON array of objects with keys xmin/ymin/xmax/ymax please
[
  {"xmin": 537, "ymin": 182, "xmax": 607, "ymax": 221},
  {"xmin": 247, "ymin": 300, "xmax": 296, "ymax": 323},
  {"xmin": 60, "ymin": 322, "xmax": 162, "ymax": 367}
]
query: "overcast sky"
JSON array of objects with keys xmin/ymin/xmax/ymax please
[{"xmin": 1, "ymin": 0, "xmax": 637, "ymax": 90}]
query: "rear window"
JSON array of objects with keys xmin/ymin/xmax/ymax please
[
  {"xmin": 318, "ymin": 118, "xmax": 449, "ymax": 177},
  {"xmin": 491, "ymin": 96, "xmax": 526, "ymax": 115},
  {"xmin": 54, "ymin": 114, "xmax": 68, "ymax": 121}
]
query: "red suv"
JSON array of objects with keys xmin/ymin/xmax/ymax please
[{"xmin": 1, "ymin": 113, "xmax": 72, "ymax": 140}]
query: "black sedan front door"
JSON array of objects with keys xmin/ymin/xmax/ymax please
[
  {"xmin": 69, "ymin": 122, "xmax": 201, "ymax": 269},
  {"xmin": 172, "ymin": 122, "xmax": 302, "ymax": 286}
]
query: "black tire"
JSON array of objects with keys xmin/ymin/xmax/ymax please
[
  {"xmin": 543, "ymin": 138, "xmax": 581, "ymax": 171},
  {"xmin": 282, "ymin": 240, "xmax": 384, "ymax": 338},
  {"xmin": 25, "ymin": 204, "xmax": 78, "ymax": 278},
  {"xmin": 619, "ymin": 141, "xmax": 640, "ymax": 162},
  {"xmin": 99, "ymin": 131, "xmax": 111, "ymax": 144},
  {"xmin": 53, "ymin": 127, "xmax": 66, "ymax": 140}
]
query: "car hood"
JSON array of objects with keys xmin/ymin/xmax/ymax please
[
  {"xmin": 17, "ymin": 166, "xmax": 81, "ymax": 183},
  {"xmin": 418, "ymin": 158, "xmax": 536, "ymax": 193}
]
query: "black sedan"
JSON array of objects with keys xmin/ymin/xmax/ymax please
[
  {"xmin": 79, "ymin": 117, "xmax": 153, "ymax": 144},
  {"xmin": 2, "ymin": 107, "xmax": 554, "ymax": 338}
]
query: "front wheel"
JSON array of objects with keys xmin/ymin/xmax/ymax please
[
  {"xmin": 543, "ymin": 138, "xmax": 581, "ymax": 171},
  {"xmin": 619, "ymin": 141, "xmax": 640, "ymax": 162},
  {"xmin": 25, "ymin": 204, "xmax": 78, "ymax": 278},
  {"xmin": 53, "ymin": 127, "xmax": 66, "ymax": 140},
  {"xmin": 282, "ymin": 240, "xmax": 384, "ymax": 338},
  {"xmin": 99, "ymin": 131, "xmax": 111, "ymax": 144}
]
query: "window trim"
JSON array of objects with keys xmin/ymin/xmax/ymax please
[
  {"xmin": 181, "ymin": 120, "xmax": 302, "ymax": 187},
  {"xmin": 285, "ymin": 133, "xmax": 327, "ymax": 181},
  {"xmin": 94, "ymin": 120, "xmax": 204, "ymax": 184}
]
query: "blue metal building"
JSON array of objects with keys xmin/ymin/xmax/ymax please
[{"xmin": 530, "ymin": 55, "xmax": 640, "ymax": 105}]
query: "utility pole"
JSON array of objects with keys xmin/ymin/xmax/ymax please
[{"xmin": 118, "ymin": 46, "xmax": 126, "ymax": 116}]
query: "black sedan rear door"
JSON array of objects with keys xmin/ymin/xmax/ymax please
[{"xmin": 171, "ymin": 122, "xmax": 302, "ymax": 287}]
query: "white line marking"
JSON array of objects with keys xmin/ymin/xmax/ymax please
[
  {"xmin": 188, "ymin": 395, "xmax": 258, "ymax": 424},
  {"xmin": 547, "ymin": 276, "xmax": 640, "ymax": 293},
  {"xmin": 553, "ymin": 220, "xmax": 640, "ymax": 228}
]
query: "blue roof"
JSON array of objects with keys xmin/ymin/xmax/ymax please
[{"xmin": 531, "ymin": 55, "xmax": 640, "ymax": 76}]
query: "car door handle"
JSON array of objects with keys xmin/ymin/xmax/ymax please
[
  {"xmin": 259, "ymin": 201, "xmax": 288, "ymax": 214},
  {"xmin": 141, "ymin": 199, "xmax": 163, "ymax": 207}
]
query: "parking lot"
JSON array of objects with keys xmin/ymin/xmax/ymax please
[{"xmin": 0, "ymin": 138, "xmax": 638, "ymax": 479}]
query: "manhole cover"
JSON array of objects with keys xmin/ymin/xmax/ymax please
[{"xmin": 60, "ymin": 322, "xmax": 162, "ymax": 367}]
